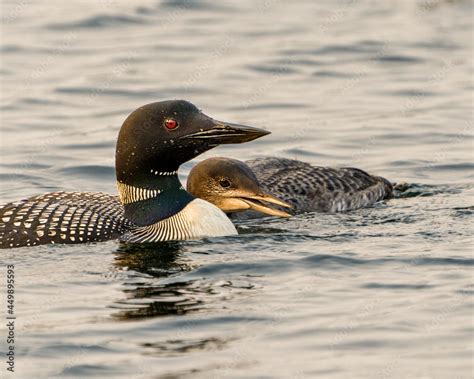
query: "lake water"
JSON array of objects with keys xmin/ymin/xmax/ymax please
[{"xmin": 0, "ymin": 0, "xmax": 473, "ymax": 378}]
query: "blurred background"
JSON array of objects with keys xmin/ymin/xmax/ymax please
[{"xmin": 0, "ymin": 1, "xmax": 472, "ymax": 379}]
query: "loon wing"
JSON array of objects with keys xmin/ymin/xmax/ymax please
[
  {"xmin": 246, "ymin": 157, "xmax": 392, "ymax": 212},
  {"xmin": 0, "ymin": 192, "xmax": 131, "ymax": 248}
]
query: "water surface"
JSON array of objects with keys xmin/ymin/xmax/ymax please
[{"xmin": 0, "ymin": 1, "xmax": 473, "ymax": 378}]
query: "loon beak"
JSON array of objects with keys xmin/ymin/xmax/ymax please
[
  {"xmin": 240, "ymin": 192, "xmax": 293, "ymax": 218},
  {"xmin": 181, "ymin": 118, "xmax": 270, "ymax": 145},
  {"xmin": 216, "ymin": 191, "xmax": 292, "ymax": 218}
]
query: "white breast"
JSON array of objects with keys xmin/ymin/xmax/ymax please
[
  {"xmin": 122, "ymin": 198, "xmax": 237, "ymax": 243},
  {"xmin": 180, "ymin": 198, "xmax": 237, "ymax": 238}
]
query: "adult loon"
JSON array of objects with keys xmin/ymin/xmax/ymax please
[
  {"xmin": 0, "ymin": 100, "xmax": 271, "ymax": 249},
  {"xmin": 187, "ymin": 157, "xmax": 393, "ymax": 216}
]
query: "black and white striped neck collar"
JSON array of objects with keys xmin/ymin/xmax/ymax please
[
  {"xmin": 117, "ymin": 182, "xmax": 162, "ymax": 205},
  {"xmin": 117, "ymin": 173, "xmax": 194, "ymax": 227}
]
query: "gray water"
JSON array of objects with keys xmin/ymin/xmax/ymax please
[{"xmin": 0, "ymin": 1, "xmax": 473, "ymax": 378}]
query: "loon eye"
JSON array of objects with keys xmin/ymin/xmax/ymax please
[
  {"xmin": 164, "ymin": 118, "xmax": 178, "ymax": 130},
  {"xmin": 219, "ymin": 179, "xmax": 231, "ymax": 188}
]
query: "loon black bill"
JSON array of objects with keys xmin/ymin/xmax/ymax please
[{"xmin": 181, "ymin": 120, "xmax": 270, "ymax": 144}]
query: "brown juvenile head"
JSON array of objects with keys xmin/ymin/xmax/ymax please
[{"xmin": 187, "ymin": 157, "xmax": 292, "ymax": 217}]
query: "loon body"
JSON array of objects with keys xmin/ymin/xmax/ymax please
[
  {"xmin": 246, "ymin": 157, "xmax": 393, "ymax": 213},
  {"xmin": 0, "ymin": 100, "xmax": 270, "ymax": 249},
  {"xmin": 0, "ymin": 192, "xmax": 236, "ymax": 247},
  {"xmin": 187, "ymin": 157, "xmax": 393, "ymax": 216}
]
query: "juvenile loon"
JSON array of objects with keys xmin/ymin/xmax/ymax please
[
  {"xmin": 187, "ymin": 158, "xmax": 293, "ymax": 217},
  {"xmin": 0, "ymin": 100, "xmax": 270, "ymax": 249},
  {"xmin": 187, "ymin": 157, "xmax": 393, "ymax": 216}
]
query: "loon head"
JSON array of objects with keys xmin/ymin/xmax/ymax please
[
  {"xmin": 116, "ymin": 100, "xmax": 269, "ymax": 226},
  {"xmin": 187, "ymin": 157, "xmax": 292, "ymax": 218},
  {"xmin": 116, "ymin": 100, "xmax": 268, "ymax": 184}
]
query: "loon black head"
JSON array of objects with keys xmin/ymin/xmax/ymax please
[
  {"xmin": 116, "ymin": 100, "xmax": 269, "ymax": 226},
  {"xmin": 187, "ymin": 157, "xmax": 292, "ymax": 218}
]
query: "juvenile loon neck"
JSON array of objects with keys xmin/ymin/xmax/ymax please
[{"xmin": 117, "ymin": 173, "xmax": 194, "ymax": 226}]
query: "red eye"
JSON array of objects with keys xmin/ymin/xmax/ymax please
[{"xmin": 164, "ymin": 118, "xmax": 178, "ymax": 130}]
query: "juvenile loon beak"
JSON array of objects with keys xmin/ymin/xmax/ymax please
[
  {"xmin": 181, "ymin": 119, "xmax": 270, "ymax": 144},
  {"xmin": 213, "ymin": 190, "xmax": 292, "ymax": 218},
  {"xmin": 239, "ymin": 192, "xmax": 293, "ymax": 218}
]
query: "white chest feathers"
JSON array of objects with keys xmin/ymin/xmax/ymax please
[{"xmin": 122, "ymin": 198, "xmax": 237, "ymax": 243}]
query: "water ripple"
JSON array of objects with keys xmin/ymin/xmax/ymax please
[{"xmin": 47, "ymin": 14, "xmax": 147, "ymax": 30}]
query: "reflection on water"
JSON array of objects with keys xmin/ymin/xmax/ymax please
[
  {"xmin": 114, "ymin": 241, "xmax": 191, "ymax": 277},
  {"xmin": 112, "ymin": 280, "xmax": 205, "ymax": 320},
  {"xmin": 141, "ymin": 336, "xmax": 234, "ymax": 358},
  {"xmin": 111, "ymin": 242, "xmax": 258, "ymax": 322},
  {"xmin": 112, "ymin": 242, "xmax": 200, "ymax": 320}
]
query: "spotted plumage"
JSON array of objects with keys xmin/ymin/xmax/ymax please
[
  {"xmin": 246, "ymin": 157, "xmax": 393, "ymax": 213},
  {"xmin": 0, "ymin": 192, "xmax": 131, "ymax": 248}
]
